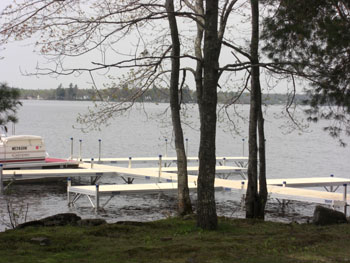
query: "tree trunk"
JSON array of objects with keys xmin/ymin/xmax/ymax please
[
  {"xmin": 257, "ymin": 90, "xmax": 267, "ymax": 219},
  {"xmin": 196, "ymin": 0, "xmax": 220, "ymax": 230},
  {"xmin": 166, "ymin": 0, "xmax": 192, "ymax": 215},
  {"xmin": 246, "ymin": 0, "xmax": 267, "ymax": 219},
  {"xmin": 246, "ymin": 66, "xmax": 259, "ymax": 218}
]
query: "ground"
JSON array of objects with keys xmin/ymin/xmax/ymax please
[{"xmin": 0, "ymin": 217, "xmax": 349, "ymax": 263}]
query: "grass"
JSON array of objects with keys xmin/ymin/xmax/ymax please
[{"xmin": 1, "ymin": 217, "xmax": 350, "ymax": 263}]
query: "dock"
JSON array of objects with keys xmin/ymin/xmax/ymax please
[
  {"xmin": 1, "ymin": 155, "xmax": 349, "ymax": 216},
  {"xmin": 67, "ymin": 181, "xmax": 201, "ymax": 210}
]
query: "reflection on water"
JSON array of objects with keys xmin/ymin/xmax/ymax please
[{"xmin": 0, "ymin": 101, "xmax": 349, "ymax": 231}]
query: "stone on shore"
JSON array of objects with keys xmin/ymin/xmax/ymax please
[
  {"xmin": 313, "ymin": 205, "xmax": 348, "ymax": 225},
  {"xmin": 17, "ymin": 213, "xmax": 82, "ymax": 229}
]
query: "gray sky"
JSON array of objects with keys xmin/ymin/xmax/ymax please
[
  {"xmin": 0, "ymin": 41, "xmax": 81, "ymax": 89},
  {"xmin": 0, "ymin": 0, "xmax": 301, "ymax": 93},
  {"xmin": 0, "ymin": 0, "xmax": 106, "ymax": 90}
]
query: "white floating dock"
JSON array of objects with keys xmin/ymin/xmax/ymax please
[
  {"xmin": 141, "ymin": 165, "xmax": 246, "ymax": 173},
  {"xmin": 67, "ymin": 181, "xmax": 207, "ymax": 211},
  {"xmin": 1, "ymin": 155, "xmax": 348, "ymax": 216},
  {"xmin": 82, "ymin": 156, "xmax": 248, "ymax": 167},
  {"xmin": 1, "ymin": 168, "xmax": 115, "ymax": 181},
  {"xmin": 266, "ymin": 177, "xmax": 350, "ymax": 188}
]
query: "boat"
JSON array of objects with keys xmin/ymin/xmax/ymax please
[{"xmin": 0, "ymin": 135, "xmax": 46, "ymax": 164}]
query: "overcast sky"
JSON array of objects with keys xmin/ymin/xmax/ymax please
[
  {"xmin": 0, "ymin": 0, "xmax": 301, "ymax": 93},
  {"xmin": 0, "ymin": 1, "xmax": 115, "ymax": 90}
]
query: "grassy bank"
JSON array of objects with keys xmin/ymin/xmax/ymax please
[{"xmin": 0, "ymin": 217, "xmax": 349, "ymax": 263}]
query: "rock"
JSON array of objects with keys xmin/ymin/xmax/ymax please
[
  {"xmin": 313, "ymin": 205, "xmax": 348, "ymax": 225},
  {"xmin": 17, "ymin": 213, "xmax": 82, "ymax": 229},
  {"xmin": 16, "ymin": 220, "xmax": 44, "ymax": 229},
  {"xmin": 30, "ymin": 237, "xmax": 50, "ymax": 246},
  {"xmin": 77, "ymin": 219, "xmax": 107, "ymax": 226},
  {"xmin": 41, "ymin": 213, "xmax": 82, "ymax": 226}
]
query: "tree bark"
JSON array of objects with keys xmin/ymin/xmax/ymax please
[
  {"xmin": 196, "ymin": 0, "xmax": 220, "ymax": 230},
  {"xmin": 246, "ymin": 0, "xmax": 267, "ymax": 219},
  {"xmin": 257, "ymin": 89, "xmax": 267, "ymax": 219},
  {"xmin": 165, "ymin": 0, "xmax": 193, "ymax": 215}
]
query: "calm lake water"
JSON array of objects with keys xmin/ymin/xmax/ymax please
[{"xmin": 0, "ymin": 100, "xmax": 349, "ymax": 230}]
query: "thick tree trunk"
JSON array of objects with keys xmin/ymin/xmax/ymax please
[
  {"xmin": 246, "ymin": 0, "xmax": 267, "ymax": 219},
  {"xmin": 246, "ymin": 66, "xmax": 259, "ymax": 218},
  {"xmin": 166, "ymin": 0, "xmax": 192, "ymax": 215},
  {"xmin": 196, "ymin": 0, "xmax": 220, "ymax": 230}
]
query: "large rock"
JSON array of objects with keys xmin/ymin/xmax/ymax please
[
  {"xmin": 17, "ymin": 213, "xmax": 82, "ymax": 229},
  {"xmin": 313, "ymin": 205, "xmax": 348, "ymax": 225}
]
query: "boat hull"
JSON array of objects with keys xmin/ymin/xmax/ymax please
[{"xmin": 0, "ymin": 135, "xmax": 46, "ymax": 164}]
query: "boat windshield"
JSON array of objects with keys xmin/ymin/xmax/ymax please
[{"xmin": 0, "ymin": 126, "xmax": 8, "ymax": 138}]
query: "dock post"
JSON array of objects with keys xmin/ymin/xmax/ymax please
[
  {"xmin": 158, "ymin": 154, "xmax": 162, "ymax": 182},
  {"xmin": 165, "ymin": 139, "xmax": 168, "ymax": 158},
  {"xmin": 67, "ymin": 177, "xmax": 71, "ymax": 206},
  {"xmin": 79, "ymin": 139, "xmax": 82, "ymax": 162},
  {"xmin": 0, "ymin": 164, "xmax": 4, "ymax": 195},
  {"xmin": 98, "ymin": 139, "xmax": 102, "ymax": 162},
  {"xmin": 185, "ymin": 138, "xmax": 189, "ymax": 156},
  {"xmin": 240, "ymin": 181, "xmax": 245, "ymax": 209},
  {"xmin": 70, "ymin": 137, "xmax": 74, "ymax": 160},
  {"xmin": 242, "ymin": 138, "xmax": 245, "ymax": 156},
  {"xmin": 343, "ymin": 184, "xmax": 347, "ymax": 216},
  {"xmin": 128, "ymin": 157, "xmax": 132, "ymax": 168},
  {"xmin": 330, "ymin": 174, "xmax": 334, "ymax": 192},
  {"xmin": 95, "ymin": 184, "xmax": 100, "ymax": 213}
]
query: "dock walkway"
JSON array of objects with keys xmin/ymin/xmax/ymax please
[
  {"xmin": 1, "ymin": 155, "xmax": 348, "ymax": 215},
  {"xmin": 71, "ymin": 161, "xmax": 350, "ymax": 213}
]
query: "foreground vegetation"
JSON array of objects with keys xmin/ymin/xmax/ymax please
[{"xmin": 0, "ymin": 217, "xmax": 350, "ymax": 263}]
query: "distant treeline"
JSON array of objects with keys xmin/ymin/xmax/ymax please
[{"xmin": 19, "ymin": 83, "xmax": 308, "ymax": 105}]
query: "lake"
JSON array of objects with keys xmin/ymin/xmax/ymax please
[{"xmin": 0, "ymin": 100, "xmax": 349, "ymax": 230}]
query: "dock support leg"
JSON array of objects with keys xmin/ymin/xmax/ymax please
[
  {"xmin": 98, "ymin": 139, "xmax": 102, "ymax": 162},
  {"xmin": 79, "ymin": 139, "xmax": 82, "ymax": 162},
  {"xmin": 158, "ymin": 155, "xmax": 162, "ymax": 182},
  {"xmin": 185, "ymin": 138, "xmax": 189, "ymax": 156},
  {"xmin": 240, "ymin": 181, "xmax": 245, "ymax": 209},
  {"xmin": 242, "ymin": 138, "xmax": 245, "ymax": 156},
  {"xmin": 343, "ymin": 184, "xmax": 347, "ymax": 216},
  {"xmin": 0, "ymin": 164, "xmax": 3, "ymax": 195},
  {"xmin": 330, "ymin": 174, "xmax": 334, "ymax": 192},
  {"xmin": 95, "ymin": 184, "xmax": 100, "ymax": 213},
  {"xmin": 165, "ymin": 139, "xmax": 168, "ymax": 158},
  {"xmin": 70, "ymin": 137, "xmax": 74, "ymax": 160},
  {"xmin": 128, "ymin": 157, "xmax": 132, "ymax": 168},
  {"xmin": 67, "ymin": 177, "xmax": 72, "ymax": 206}
]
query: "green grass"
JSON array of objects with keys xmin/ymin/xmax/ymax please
[{"xmin": 1, "ymin": 217, "xmax": 350, "ymax": 263}]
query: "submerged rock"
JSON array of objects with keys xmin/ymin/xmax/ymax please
[{"xmin": 313, "ymin": 205, "xmax": 348, "ymax": 225}]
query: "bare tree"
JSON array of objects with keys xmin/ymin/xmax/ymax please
[
  {"xmin": 245, "ymin": 0, "xmax": 267, "ymax": 219},
  {"xmin": 165, "ymin": 0, "xmax": 192, "ymax": 215}
]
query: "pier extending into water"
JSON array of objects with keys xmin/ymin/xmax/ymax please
[{"xmin": 1, "ymin": 155, "xmax": 349, "ymax": 216}]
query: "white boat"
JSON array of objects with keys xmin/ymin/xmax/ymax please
[{"xmin": 0, "ymin": 135, "xmax": 46, "ymax": 164}]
